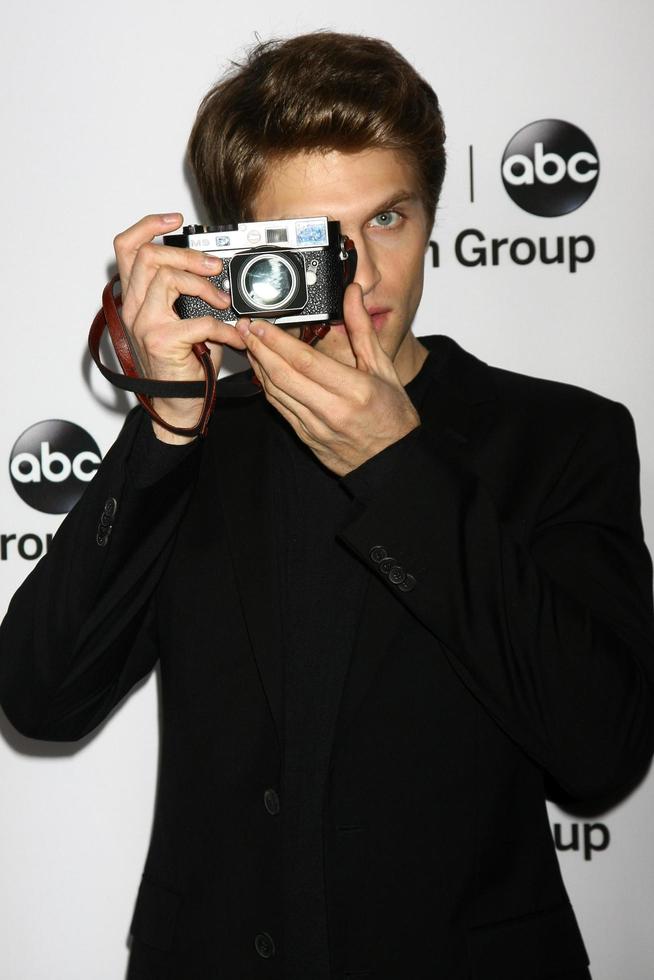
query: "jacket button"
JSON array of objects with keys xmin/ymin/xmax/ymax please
[
  {"xmin": 369, "ymin": 545, "xmax": 387, "ymax": 563},
  {"xmin": 264, "ymin": 788, "xmax": 280, "ymax": 815},
  {"xmin": 379, "ymin": 557, "xmax": 396, "ymax": 575},
  {"xmin": 388, "ymin": 564, "xmax": 406, "ymax": 584},
  {"xmin": 96, "ymin": 527, "xmax": 111, "ymax": 547},
  {"xmin": 103, "ymin": 497, "xmax": 118, "ymax": 518},
  {"xmin": 397, "ymin": 573, "xmax": 416, "ymax": 592},
  {"xmin": 254, "ymin": 932, "xmax": 276, "ymax": 958}
]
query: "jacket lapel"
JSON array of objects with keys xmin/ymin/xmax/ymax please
[
  {"xmin": 419, "ymin": 333, "xmax": 498, "ymax": 447},
  {"xmin": 210, "ymin": 335, "xmax": 498, "ymax": 759},
  {"xmin": 211, "ymin": 385, "xmax": 285, "ymax": 753},
  {"xmin": 330, "ymin": 334, "xmax": 499, "ymax": 753}
]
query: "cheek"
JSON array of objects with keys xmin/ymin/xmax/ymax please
[{"xmin": 393, "ymin": 252, "xmax": 426, "ymax": 306}]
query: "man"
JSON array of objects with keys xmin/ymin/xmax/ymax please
[{"xmin": 1, "ymin": 29, "xmax": 654, "ymax": 980}]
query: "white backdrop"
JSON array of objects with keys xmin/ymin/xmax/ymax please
[{"xmin": 1, "ymin": 1, "xmax": 653, "ymax": 977}]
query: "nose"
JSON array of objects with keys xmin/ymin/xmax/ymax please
[{"xmin": 351, "ymin": 237, "xmax": 381, "ymax": 297}]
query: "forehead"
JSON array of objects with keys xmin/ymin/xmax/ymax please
[{"xmin": 251, "ymin": 147, "xmax": 421, "ymax": 222}]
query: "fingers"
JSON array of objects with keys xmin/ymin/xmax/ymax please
[
  {"xmin": 124, "ymin": 243, "xmax": 225, "ymax": 326},
  {"xmin": 135, "ymin": 266, "xmax": 230, "ymax": 332},
  {"xmin": 127, "ymin": 265, "xmax": 233, "ymax": 373},
  {"xmin": 134, "ymin": 313, "xmax": 247, "ymax": 385},
  {"xmin": 240, "ymin": 319, "xmax": 352, "ymax": 408},
  {"xmin": 114, "ymin": 213, "xmax": 184, "ymax": 294},
  {"xmin": 247, "ymin": 347, "xmax": 331, "ymax": 439},
  {"xmin": 242, "ymin": 318, "xmax": 354, "ymax": 392},
  {"xmin": 241, "ymin": 321, "xmax": 334, "ymax": 416},
  {"xmin": 238, "ymin": 306, "xmax": 391, "ymax": 405},
  {"xmin": 165, "ymin": 315, "xmax": 249, "ymax": 357},
  {"xmin": 113, "ymin": 212, "xmax": 226, "ymax": 319},
  {"xmin": 111, "ymin": 211, "xmax": 243, "ymax": 383},
  {"xmin": 341, "ymin": 283, "xmax": 389, "ymax": 376}
]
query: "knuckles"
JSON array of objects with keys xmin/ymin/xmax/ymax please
[
  {"xmin": 351, "ymin": 382, "xmax": 374, "ymax": 410},
  {"xmin": 152, "ymin": 264, "xmax": 176, "ymax": 287},
  {"xmin": 268, "ymin": 364, "xmax": 291, "ymax": 390},
  {"xmin": 112, "ymin": 232, "xmax": 125, "ymax": 256},
  {"xmin": 294, "ymin": 349, "xmax": 315, "ymax": 373},
  {"xmin": 137, "ymin": 242, "xmax": 159, "ymax": 266}
]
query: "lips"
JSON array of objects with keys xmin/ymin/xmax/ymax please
[
  {"xmin": 369, "ymin": 310, "xmax": 390, "ymax": 332},
  {"xmin": 329, "ymin": 308, "xmax": 391, "ymax": 334}
]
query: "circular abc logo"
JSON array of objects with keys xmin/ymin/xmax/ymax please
[
  {"xmin": 501, "ymin": 119, "xmax": 599, "ymax": 217},
  {"xmin": 9, "ymin": 420, "xmax": 102, "ymax": 514}
]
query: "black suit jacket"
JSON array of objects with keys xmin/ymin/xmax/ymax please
[{"xmin": 2, "ymin": 334, "xmax": 654, "ymax": 980}]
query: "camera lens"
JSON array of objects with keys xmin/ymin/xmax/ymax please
[{"xmin": 240, "ymin": 254, "xmax": 297, "ymax": 310}]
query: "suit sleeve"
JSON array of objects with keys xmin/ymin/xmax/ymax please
[
  {"xmin": 0, "ymin": 406, "xmax": 201, "ymax": 742},
  {"xmin": 337, "ymin": 398, "xmax": 654, "ymax": 800}
]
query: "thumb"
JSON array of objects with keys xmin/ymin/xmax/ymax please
[{"xmin": 342, "ymin": 282, "xmax": 387, "ymax": 374}]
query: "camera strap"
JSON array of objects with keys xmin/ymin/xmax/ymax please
[{"xmin": 88, "ymin": 275, "xmax": 331, "ymax": 438}]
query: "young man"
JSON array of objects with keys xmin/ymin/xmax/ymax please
[{"xmin": 1, "ymin": 30, "xmax": 654, "ymax": 980}]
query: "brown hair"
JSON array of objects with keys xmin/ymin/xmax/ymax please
[{"xmin": 187, "ymin": 30, "xmax": 446, "ymax": 235}]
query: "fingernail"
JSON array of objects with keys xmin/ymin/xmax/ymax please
[
  {"xmin": 162, "ymin": 212, "xmax": 182, "ymax": 224},
  {"xmin": 236, "ymin": 318, "xmax": 251, "ymax": 337},
  {"xmin": 203, "ymin": 256, "xmax": 222, "ymax": 269}
]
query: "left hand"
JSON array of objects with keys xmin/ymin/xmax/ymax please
[{"xmin": 235, "ymin": 282, "xmax": 421, "ymax": 477}]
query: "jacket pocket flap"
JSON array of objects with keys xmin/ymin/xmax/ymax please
[
  {"xmin": 467, "ymin": 902, "xmax": 590, "ymax": 980},
  {"xmin": 129, "ymin": 875, "xmax": 182, "ymax": 952}
]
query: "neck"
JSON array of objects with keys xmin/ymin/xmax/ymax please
[{"xmin": 395, "ymin": 332, "xmax": 429, "ymax": 386}]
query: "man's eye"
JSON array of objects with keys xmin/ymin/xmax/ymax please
[{"xmin": 370, "ymin": 210, "xmax": 402, "ymax": 228}]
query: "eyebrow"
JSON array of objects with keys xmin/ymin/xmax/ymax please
[
  {"xmin": 335, "ymin": 191, "xmax": 421, "ymax": 222},
  {"xmin": 274, "ymin": 190, "xmax": 421, "ymax": 222},
  {"xmin": 364, "ymin": 191, "xmax": 421, "ymax": 217}
]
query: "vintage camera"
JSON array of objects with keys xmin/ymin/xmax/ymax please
[{"xmin": 163, "ymin": 217, "xmax": 357, "ymax": 328}]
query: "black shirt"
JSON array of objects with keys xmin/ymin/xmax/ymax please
[
  {"xmin": 128, "ymin": 345, "xmax": 435, "ymax": 975},
  {"xmin": 269, "ymin": 350, "xmax": 435, "ymax": 977}
]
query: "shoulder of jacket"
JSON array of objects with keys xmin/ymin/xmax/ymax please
[
  {"xmin": 486, "ymin": 359, "xmax": 625, "ymax": 424},
  {"xmin": 421, "ymin": 334, "xmax": 625, "ymax": 425}
]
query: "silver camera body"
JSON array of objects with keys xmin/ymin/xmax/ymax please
[{"xmin": 163, "ymin": 216, "xmax": 357, "ymax": 327}]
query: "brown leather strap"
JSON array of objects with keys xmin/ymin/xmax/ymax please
[
  {"xmin": 89, "ymin": 276, "xmax": 235, "ymax": 438},
  {"xmin": 299, "ymin": 322, "xmax": 331, "ymax": 344},
  {"xmin": 88, "ymin": 275, "xmax": 331, "ymax": 438}
]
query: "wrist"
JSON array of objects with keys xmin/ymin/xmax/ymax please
[{"xmin": 150, "ymin": 398, "xmax": 204, "ymax": 445}]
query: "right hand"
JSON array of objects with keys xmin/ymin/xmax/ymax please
[{"xmin": 113, "ymin": 212, "xmax": 249, "ymax": 444}]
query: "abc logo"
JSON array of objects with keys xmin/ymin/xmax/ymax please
[
  {"xmin": 501, "ymin": 119, "xmax": 599, "ymax": 217},
  {"xmin": 9, "ymin": 420, "xmax": 102, "ymax": 514}
]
